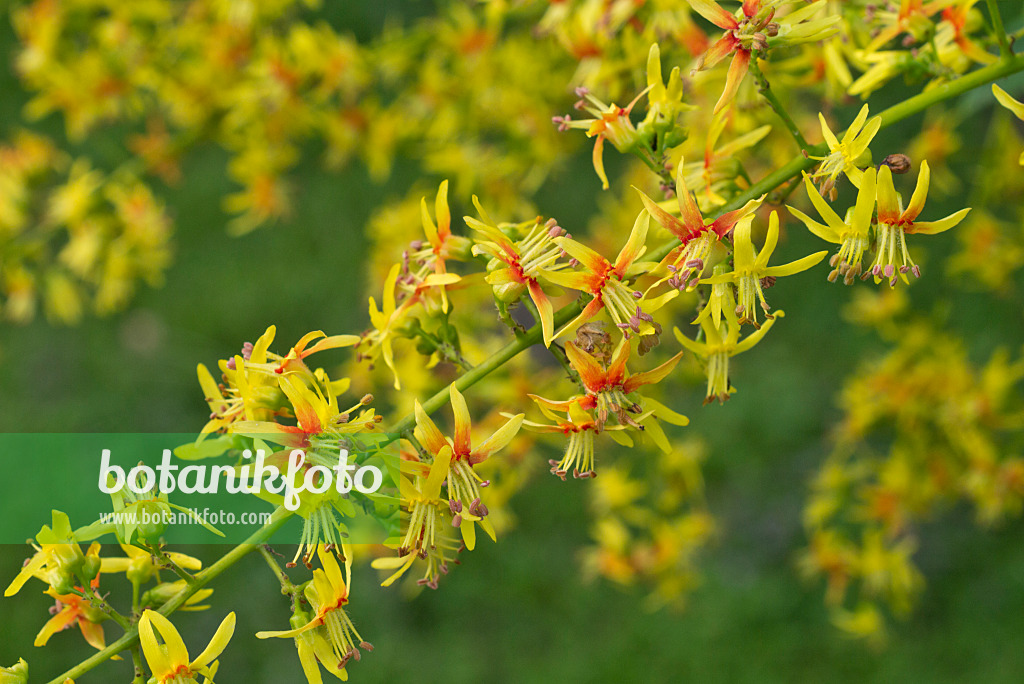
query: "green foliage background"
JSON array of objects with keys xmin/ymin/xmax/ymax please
[{"xmin": 1, "ymin": 2, "xmax": 1022, "ymax": 682}]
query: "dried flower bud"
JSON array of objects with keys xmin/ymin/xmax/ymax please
[{"xmin": 881, "ymin": 154, "xmax": 912, "ymax": 174}]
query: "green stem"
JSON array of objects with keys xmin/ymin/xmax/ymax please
[
  {"xmin": 130, "ymin": 645, "xmax": 146, "ymax": 684},
  {"xmin": 258, "ymin": 544, "xmax": 301, "ymax": 597},
  {"xmin": 47, "ymin": 510, "xmax": 293, "ymax": 684},
  {"xmin": 78, "ymin": 583, "xmax": 131, "ymax": 631},
  {"xmin": 986, "ymin": 0, "xmax": 1013, "ymax": 57},
  {"xmin": 143, "ymin": 542, "xmax": 197, "ymax": 585},
  {"xmin": 749, "ymin": 54, "xmax": 810, "ymax": 151},
  {"xmin": 46, "ymin": 48, "xmax": 1024, "ymax": 684}
]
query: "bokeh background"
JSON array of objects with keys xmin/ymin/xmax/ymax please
[{"xmin": 1, "ymin": 2, "xmax": 1023, "ymax": 682}]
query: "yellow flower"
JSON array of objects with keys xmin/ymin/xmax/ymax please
[
  {"xmin": 674, "ymin": 289, "xmax": 782, "ymax": 404},
  {"xmin": 808, "ymin": 105, "xmax": 881, "ymax": 198},
  {"xmin": 138, "ymin": 610, "xmax": 235, "ymax": 684},
  {"xmin": 35, "ymin": 585, "xmax": 108, "ymax": 651},
  {"xmin": 641, "ymin": 43, "xmax": 691, "ymax": 136},
  {"xmin": 992, "ymin": 84, "xmax": 1024, "ymax": 165},
  {"xmin": 411, "ymin": 386, "xmax": 523, "ymax": 549},
  {"xmin": 871, "ymin": 161, "xmax": 969, "ymax": 285},
  {"xmin": 5, "ymin": 511, "xmax": 94, "ymax": 598},
  {"xmin": 371, "ymin": 445, "xmax": 465, "ymax": 588},
  {"xmin": 635, "ymin": 160, "xmax": 762, "ymax": 290},
  {"xmin": 788, "ymin": 167, "xmax": 878, "ymax": 284},
  {"xmin": 686, "ymin": 0, "xmax": 838, "ymax": 113},
  {"xmin": 542, "ymin": 210, "xmax": 676, "ymax": 340},
  {"xmin": 257, "ymin": 545, "xmax": 371, "ymax": 679},
  {"xmin": 701, "ymin": 211, "xmax": 827, "ymax": 326},
  {"xmin": 553, "ymin": 86, "xmax": 647, "ymax": 190},
  {"xmin": 831, "ymin": 603, "xmax": 885, "ymax": 644},
  {"xmin": 466, "ymin": 204, "xmax": 569, "ymax": 347}
]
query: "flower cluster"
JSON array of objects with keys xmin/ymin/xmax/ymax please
[
  {"xmin": 801, "ymin": 318, "xmax": 1024, "ymax": 640},
  {"xmin": 4, "ymin": 1, "xmax": 1023, "ymax": 681}
]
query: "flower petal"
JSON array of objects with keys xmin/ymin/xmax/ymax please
[
  {"xmin": 190, "ymin": 612, "xmax": 236, "ymax": 671},
  {"xmin": 763, "ymin": 250, "xmax": 828, "ymax": 277},
  {"xmin": 904, "ymin": 160, "xmax": 930, "ymax": 223},
  {"xmin": 553, "ymin": 237, "xmax": 609, "ymax": 275},
  {"xmin": 993, "ymin": 84, "xmax": 1024, "ymax": 120},
  {"xmin": 470, "ymin": 414, "xmax": 523, "ymax": 465},
  {"xmin": 687, "ymin": 0, "xmax": 740, "ymax": 30},
  {"xmin": 566, "ymin": 341, "xmax": 608, "ymax": 392},
  {"xmin": 714, "ymin": 49, "xmax": 751, "ymax": 115},
  {"xmin": 910, "ymin": 208, "xmax": 971, "ymax": 235},
  {"xmin": 138, "ymin": 611, "xmax": 176, "ymax": 677},
  {"xmin": 527, "ymin": 280, "xmax": 555, "ymax": 347},
  {"xmin": 413, "ymin": 400, "xmax": 449, "ymax": 455},
  {"xmin": 622, "ymin": 352, "xmax": 684, "ymax": 394},
  {"xmin": 612, "ymin": 210, "xmax": 649, "ymax": 275},
  {"xmin": 875, "ymin": 164, "xmax": 901, "ymax": 224},
  {"xmin": 449, "ymin": 385, "xmax": 472, "ymax": 457}
]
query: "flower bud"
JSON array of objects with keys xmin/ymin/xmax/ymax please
[
  {"xmin": 0, "ymin": 658, "xmax": 29, "ymax": 684},
  {"xmin": 49, "ymin": 568, "xmax": 76, "ymax": 596},
  {"xmin": 135, "ymin": 501, "xmax": 167, "ymax": 544},
  {"xmin": 881, "ymin": 154, "xmax": 912, "ymax": 174},
  {"xmin": 447, "ymin": 235, "xmax": 475, "ymax": 261},
  {"xmin": 78, "ymin": 550, "xmax": 102, "ymax": 586},
  {"xmin": 492, "ymin": 280, "xmax": 525, "ymax": 304}
]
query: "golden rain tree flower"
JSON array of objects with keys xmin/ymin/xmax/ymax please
[
  {"xmin": 640, "ymin": 43, "xmax": 691, "ymax": 138},
  {"xmin": 229, "ymin": 372, "xmax": 377, "ymax": 567},
  {"xmin": 371, "ymin": 445, "xmax": 464, "ymax": 588},
  {"xmin": 138, "ymin": 609, "xmax": 236, "ymax": 684},
  {"xmin": 466, "ymin": 201, "xmax": 569, "ymax": 346},
  {"xmin": 413, "ymin": 179, "xmax": 471, "ymax": 314},
  {"xmin": 518, "ymin": 399, "xmax": 637, "ymax": 479},
  {"xmin": 701, "ymin": 211, "xmax": 827, "ymax": 326},
  {"xmin": 992, "ymin": 84, "xmax": 1024, "ymax": 165},
  {"xmin": 866, "ymin": 0, "xmax": 956, "ymax": 52},
  {"xmin": 635, "ymin": 160, "xmax": 762, "ymax": 290},
  {"xmin": 530, "ymin": 339, "xmax": 683, "ymax": 432},
  {"xmin": 870, "ymin": 161, "xmax": 970, "ymax": 285},
  {"xmin": 553, "ymin": 86, "xmax": 648, "ymax": 190},
  {"xmin": 257, "ymin": 545, "xmax": 372, "ymax": 679},
  {"xmin": 363, "ymin": 261, "xmax": 460, "ymax": 390},
  {"xmin": 788, "ymin": 166, "xmax": 878, "ymax": 284},
  {"xmin": 808, "ymin": 104, "xmax": 881, "ymax": 199},
  {"xmin": 674, "ymin": 287, "xmax": 782, "ymax": 404},
  {"xmin": 35, "ymin": 584, "xmax": 108, "ymax": 651},
  {"xmin": 412, "ymin": 386, "xmax": 523, "ymax": 548},
  {"xmin": 543, "ymin": 210, "xmax": 676, "ymax": 341},
  {"xmin": 687, "ymin": 0, "xmax": 838, "ymax": 113},
  {"xmin": 5, "ymin": 511, "xmax": 99, "ymax": 598}
]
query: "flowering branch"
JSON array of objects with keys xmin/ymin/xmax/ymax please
[{"xmin": 46, "ymin": 510, "xmax": 293, "ymax": 684}]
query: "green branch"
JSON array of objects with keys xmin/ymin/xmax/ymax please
[
  {"xmin": 750, "ymin": 54, "xmax": 810, "ymax": 152},
  {"xmin": 45, "ymin": 48, "xmax": 1024, "ymax": 684},
  {"xmin": 47, "ymin": 510, "xmax": 293, "ymax": 684}
]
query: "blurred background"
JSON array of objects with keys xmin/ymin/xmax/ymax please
[{"xmin": 1, "ymin": 1, "xmax": 1023, "ymax": 682}]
